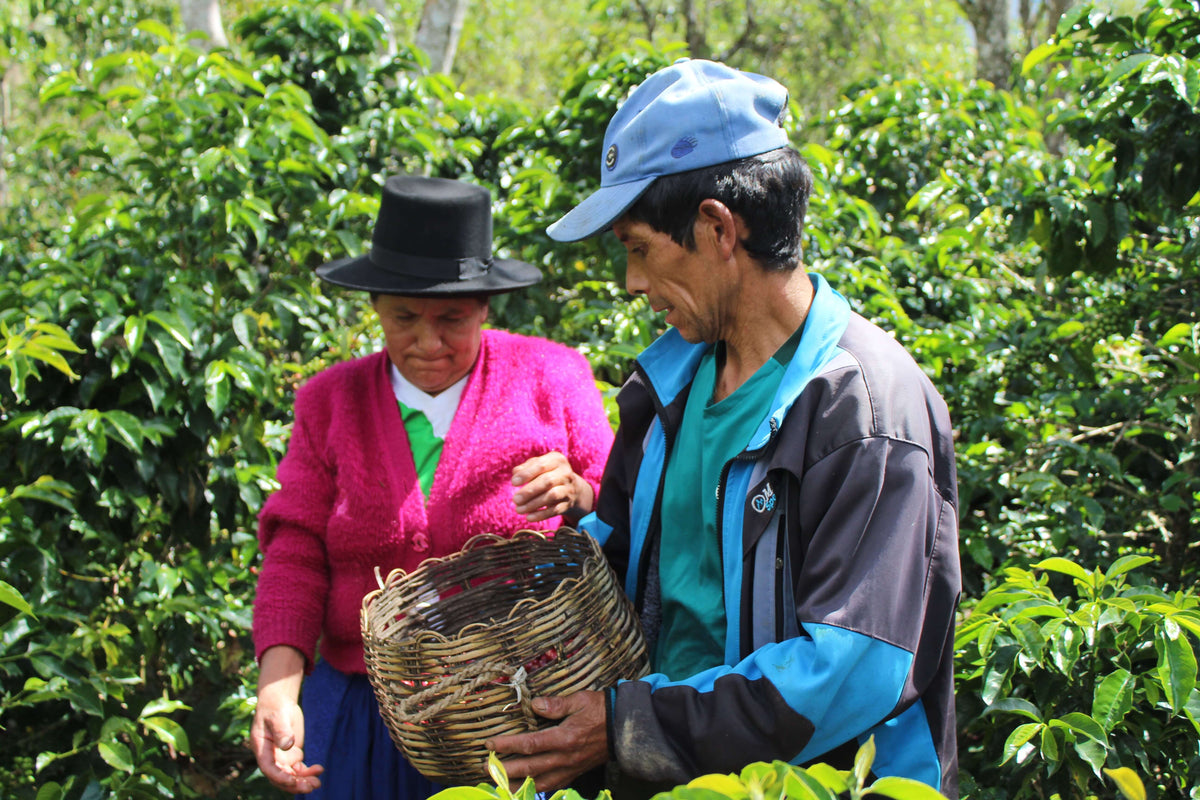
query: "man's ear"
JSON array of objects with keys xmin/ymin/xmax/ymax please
[{"xmin": 696, "ymin": 198, "xmax": 744, "ymax": 259}]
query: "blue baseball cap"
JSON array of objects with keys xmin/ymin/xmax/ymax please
[{"xmin": 547, "ymin": 58, "xmax": 791, "ymax": 243}]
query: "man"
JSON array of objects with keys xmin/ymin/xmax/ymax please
[{"xmin": 487, "ymin": 59, "xmax": 961, "ymax": 799}]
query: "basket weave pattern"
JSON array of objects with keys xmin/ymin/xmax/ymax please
[{"xmin": 361, "ymin": 527, "xmax": 648, "ymax": 785}]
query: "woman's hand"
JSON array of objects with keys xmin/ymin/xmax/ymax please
[
  {"xmin": 250, "ymin": 646, "xmax": 324, "ymax": 794},
  {"xmin": 512, "ymin": 451, "xmax": 595, "ymax": 523}
]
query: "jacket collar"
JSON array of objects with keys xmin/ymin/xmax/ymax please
[{"xmin": 636, "ymin": 272, "xmax": 851, "ymax": 447}]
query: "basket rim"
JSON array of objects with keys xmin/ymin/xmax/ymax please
[{"xmin": 360, "ymin": 527, "xmax": 606, "ymax": 644}]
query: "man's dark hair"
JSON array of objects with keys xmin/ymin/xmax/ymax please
[{"xmin": 624, "ymin": 146, "xmax": 813, "ymax": 271}]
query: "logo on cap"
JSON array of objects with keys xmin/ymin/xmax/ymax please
[
  {"xmin": 605, "ymin": 144, "xmax": 618, "ymax": 171},
  {"xmin": 671, "ymin": 136, "xmax": 698, "ymax": 158}
]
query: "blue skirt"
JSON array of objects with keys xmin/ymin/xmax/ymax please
[{"xmin": 301, "ymin": 660, "xmax": 444, "ymax": 800}]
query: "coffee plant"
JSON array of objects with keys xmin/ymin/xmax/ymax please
[{"xmin": 956, "ymin": 557, "xmax": 1200, "ymax": 798}]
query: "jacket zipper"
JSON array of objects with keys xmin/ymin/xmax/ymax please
[
  {"xmin": 634, "ymin": 362, "xmax": 677, "ymax": 613},
  {"xmin": 714, "ymin": 416, "xmax": 780, "ymax": 590}
]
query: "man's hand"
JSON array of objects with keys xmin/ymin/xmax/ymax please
[
  {"xmin": 512, "ymin": 452, "xmax": 594, "ymax": 523},
  {"xmin": 486, "ymin": 691, "xmax": 608, "ymax": 793}
]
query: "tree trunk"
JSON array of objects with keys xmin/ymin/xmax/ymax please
[
  {"xmin": 1044, "ymin": 0, "xmax": 1074, "ymax": 36},
  {"xmin": 958, "ymin": 0, "xmax": 1013, "ymax": 87},
  {"xmin": 361, "ymin": 0, "xmax": 399, "ymax": 55},
  {"xmin": 682, "ymin": 0, "xmax": 710, "ymax": 59},
  {"xmin": 180, "ymin": 0, "xmax": 229, "ymax": 49},
  {"xmin": 416, "ymin": 0, "xmax": 471, "ymax": 74},
  {"xmin": 0, "ymin": 66, "xmax": 10, "ymax": 208}
]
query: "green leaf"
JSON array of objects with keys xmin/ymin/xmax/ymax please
[
  {"xmin": 686, "ymin": 774, "xmax": 747, "ymax": 795},
  {"xmin": 124, "ymin": 315, "xmax": 147, "ymax": 357},
  {"xmin": 864, "ymin": 776, "xmax": 947, "ymax": 800},
  {"xmin": 1001, "ymin": 722, "xmax": 1041, "ymax": 765},
  {"xmin": 232, "ymin": 313, "xmax": 255, "ymax": 349},
  {"xmin": 1034, "ymin": 557, "xmax": 1092, "ymax": 585},
  {"xmin": 985, "ymin": 698, "xmax": 1043, "ymax": 722},
  {"xmin": 485, "ymin": 752, "xmax": 512, "ymax": 800},
  {"xmin": 1102, "ymin": 53, "xmax": 1155, "ymax": 87},
  {"xmin": 1104, "ymin": 767, "xmax": 1146, "ymax": 800},
  {"xmin": 1052, "ymin": 320, "xmax": 1086, "ymax": 339},
  {"xmin": 141, "ymin": 716, "xmax": 190, "ymax": 754},
  {"xmin": 103, "ymin": 410, "xmax": 145, "ymax": 453},
  {"xmin": 781, "ymin": 768, "xmax": 837, "ymax": 800},
  {"xmin": 1156, "ymin": 322, "xmax": 1195, "ymax": 348},
  {"xmin": 428, "ymin": 791, "xmax": 500, "ymax": 800},
  {"xmin": 153, "ymin": 337, "xmax": 186, "ymax": 380},
  {"xmin": 1183, "ymin": 689, "xmax": 1200, "ymax": 734},
  {"xmin": 35, "ymin": 783, "xmax": 64, "ymax": 800},
  {"xmin": 804, "ymin": 763, "xmax": 849, "ymax": 794},
  {"xmin": 1050, "ymin": 712, "xmax": 1108, "ymax": 745},
  {"xmin": 1009, "ymin": 618, "xmax": 1047, "ymax": 662},
  {"xmin": 1155, "ymin": 622, "xmax": 1198, "ymax": 713},
  {"xmin": 1048, "ymin": 623, "xmax": 1083, "ymax": 674},
  {"xmin": 98, "ymin": 740, "xmax": 135, "ymax": 773},
  {"xmin": 982, "ymin": 644, "xmax": 1019, "ymax": 704},
  {"xmin": 38, "ymin": 70, "xmax": 81, "ymax": 103},
  {"xmin": 141, "ymin": 697, "xmax": 191, "ymax": 717},
  {"xmin": 1022, "ymin": 41, "xmax": 1062, "ymax": 74},
  {"xmin": 36, "ymin": 751, "xmax": 64, "ymax": 772},
  {"xmin": 1103, "ymin": 555, "xmax": 1155, "ymax": 582},
  {"xmin": 1074, "ymin": 737, "xmax": 1108, "ymax": 776},
  {"xmin": 134, "ymin": 19, "xmax": 174, "ymax": 41},
  {"xmin": 1092, "ymin": 669, "xmax": 1135, "ymax": 732},
  {"xmin": 146, "ymin": 311, "xmax": 194, "ymax": 351},
  {"xmin": 1166, "ymin": 611, "xmax": 1200, "ymax": 640},
  {"xmin": 1040, "ymin": 725, "xmax": 1060, "ymax": 764},
  {"xmin": 854, "ymin": 737, "xmax": 876, "ymax": 787},
  {"xmin": 205, "ymin": 362, "xmax": 232, "ymax": 417},
  {"xmin": 0, "ymin": 580, "xmax": 34, "ymax": 616}
]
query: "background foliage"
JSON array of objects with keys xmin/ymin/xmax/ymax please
[{"xmin": 1, "ymin": 0, "xmax": 1197, "ymax": 798}]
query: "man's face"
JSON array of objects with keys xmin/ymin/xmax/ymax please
[
  {"xmin": 372, "ymin": 294, "xmax": 489, "ymax": 395},
  {"xmin": 612, "ymin": 215, "xmax": 730, "ymax": 344}
]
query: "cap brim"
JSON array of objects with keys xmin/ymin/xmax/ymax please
[
  {"xmin": 316, "ymin": 255, "xmax": 542, "ymax": 296},
  {"xmin": 546, "ymin": 176, "xmax": 658, "ymax": 242}
]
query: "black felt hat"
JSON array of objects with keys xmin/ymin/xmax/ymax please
[{"xmin": 316, "ymin": 175, "xmax": 542, "ymax": 295}]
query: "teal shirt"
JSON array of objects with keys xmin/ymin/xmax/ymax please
[{"xmin": 655, "ymin": 334, "xmax": 798, "ymax": 680}]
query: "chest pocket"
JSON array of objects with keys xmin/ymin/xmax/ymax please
[{"xmin": 745, "ymin": 473, "xmax": 801, "ymax": 654}]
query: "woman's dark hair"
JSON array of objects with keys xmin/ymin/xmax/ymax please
[{"xmin": 623, "ymin": 146, "xmax": 813, "ymax": 271}]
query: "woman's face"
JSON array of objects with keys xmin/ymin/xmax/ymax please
[{"xmin": 372, "ymin": 294, "xmax": 489, "ymax": 395}]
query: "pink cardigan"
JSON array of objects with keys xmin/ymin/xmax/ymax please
[{"xmin": 252, "ymin": 330, "xmax": 615, "ymax": 674}]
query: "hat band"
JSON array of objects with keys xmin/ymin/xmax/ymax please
[{"xmin": 370, "ymin": 244, "xmax": 493, "ymax": 281}]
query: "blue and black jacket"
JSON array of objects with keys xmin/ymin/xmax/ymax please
[{"xmin": 582, "ymin": 274, "xmax": 961, "ymax": 797}]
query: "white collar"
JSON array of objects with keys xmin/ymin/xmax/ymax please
[{"xmin": 388, "ymin": 362, "xmax": 468, "ymax": 439}]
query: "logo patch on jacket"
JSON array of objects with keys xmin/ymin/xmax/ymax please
[{"xmin": 751, "ymin": 482, "xmax": 777, "ymax": 513}]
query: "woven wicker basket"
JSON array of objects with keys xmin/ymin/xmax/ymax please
[{"xmin": 360, "ymin": 526, "xmax": 649, "ymax": 785}]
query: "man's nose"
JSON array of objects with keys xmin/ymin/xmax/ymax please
[{"xmin": 625, "ymin": 260, "xmax": 647, "ymax": 296}]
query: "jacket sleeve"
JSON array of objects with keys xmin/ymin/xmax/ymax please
[
  {"xmin": 251, "ymin": 389, "xmax": 335, "ymax": 668},
  {"xmin": 611, "ymin": 434, "xmax": 956, "ymax": 783},
  {"xmin": 588, "ymin": 369, "xmax": 659, "ymax": 583}
]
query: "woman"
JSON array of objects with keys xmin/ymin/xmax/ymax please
[{"xmin": 249, "ymin": 175, "xmax": 615, "ymax": 798}]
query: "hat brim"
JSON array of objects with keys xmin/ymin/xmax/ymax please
[
  {"xmin": 316, "ymin": 255, "xmax": 542, "ymax": 296},
  {"xmin": 546, "ymin": 176, "xmax": 658, "ymax": 242}
]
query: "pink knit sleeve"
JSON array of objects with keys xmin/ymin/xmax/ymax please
[
  {"xmin": 251, "ymin": 394, "xmax": 335, "ymax": 669},
  {"xmin": 555, "ymin": 348, "xmax": 616, "ymax": 505}
]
